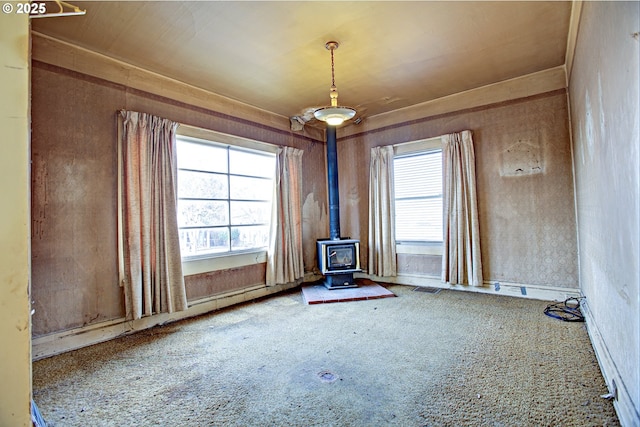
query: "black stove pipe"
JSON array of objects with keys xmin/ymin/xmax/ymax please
[{"xmin": 326, "ymin": 125, "xmax": 341, "ymax": 240}]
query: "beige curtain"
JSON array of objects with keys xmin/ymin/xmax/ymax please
[
  {"xmin": 442, "ymin": 130, "xmax": 483, "ymax": 286},
  {"xmin": 119, "ymin": 110, "xmax": 188, "ymax": 320},
  {"xmin": 266, "ymin": 146, "xmax": 304, "ymax": 286},
  {"xmin": 368, "ymin": 145, "xmax": 397, "ymax": 276}
]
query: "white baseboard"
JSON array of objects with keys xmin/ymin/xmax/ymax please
[
  {"xmin": 31, "ymin": 273, "xmax": 581, "ymax": 360},
  {"xmin": 32, "ymin": 281, "xmax": 299, "ymax": 361},
  {"xmin": 581, "ymin": 301, "xmax": 640, "ymax": 427},
  {"xmin": 358, "ymin": 272, "xmax": 582, "ymax": 302}
]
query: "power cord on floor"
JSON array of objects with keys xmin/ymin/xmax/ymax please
[{"xmin": 544, "ymin": 297, "xmax": 585, "ymax": 322}]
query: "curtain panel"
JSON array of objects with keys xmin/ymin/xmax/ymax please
[
  {"xmin": 368, "ymin": 145, "xmax": 397, "ymax": 277},
  {"xmin": 266, "ymin": 146, "xmax": 305, "ymax": 286},
  {"xmin": 119, "ymin": 110, "xmax": 188, "ymax": 320},
  {"xmin": 441, "ymin": 130, "xmax": 483, "ymax": 286}
]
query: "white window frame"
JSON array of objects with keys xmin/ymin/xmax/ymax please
[
  {"xmin": 393, "ymin": 136, "xmax": 443, "ymax": 256},
  {"xmin": 176, "ymin": 125, "xmax": 278, "ymax": 275}
]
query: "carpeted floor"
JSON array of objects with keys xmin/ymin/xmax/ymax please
[{"xmin": 32, "ymin": 284, "xmax": 620, "ymax": 426}]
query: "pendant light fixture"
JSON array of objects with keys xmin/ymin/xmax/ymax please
[{"xmin": 313, "ymin": 41, "xmax": 356, "ymax": 126}]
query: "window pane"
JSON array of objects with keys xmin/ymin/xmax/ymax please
[
  {"xmin": 179, "ymin": 227, "xmax": 229, "ymax": 256},
  {"xmin": 177, "ymin": 141, "xmax": 227, "ymax": 173},
  {"xmin": 231, "ymin": 226, "xmax": 270, "ymax": 251},
  {"xmin": 179, "ymin": 170, "xmax": 228, "ymax": 199},
  {"xmin": 178, "ymin": 200, "xmax": 229, "ymax": 227},
  {"xmin": 395, "ymin": 198, "xmax": 443, "ymax": 242},
  {"xmin": 230, "ymin": 201, "xmax": 271, "ymax": 225},
  {"xmin": 229, "ymin": 149, "xmax": 275, "ymax": 177},
  {"xmin": 230, "ymin": 175, "xmax": 273, "ymax": 200},
  {"xmin": 176, "ymin": 134, "xmax": 276, "ymax": 258}
]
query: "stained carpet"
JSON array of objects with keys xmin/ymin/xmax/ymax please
[{"xmin": 32, "ymin": 284, "xmax": 619, "ymax": 426}]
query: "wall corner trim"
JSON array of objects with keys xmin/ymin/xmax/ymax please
[
  {"xmin": 565, "ymin": 0, "xmax": 584, "ymax": 84},
  {"xmin": 30, "ymin": 31, "xmax": 325, "ymax": 144},
  {"xmin": 339, "ymin": 66, "xmax": 567, "ymax": 139}
]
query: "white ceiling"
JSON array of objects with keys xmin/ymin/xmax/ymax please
[{"xmin": 32, "ymin": 1, "xmax": 573, "ymax": 125}]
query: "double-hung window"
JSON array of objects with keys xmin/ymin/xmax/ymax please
[
  {"xmin": 176, "ymin": 134, "xmax": 276, "ymax": 259},
  {"xmin": 393, "ymin": 140, "xmax": 443, "ymax": 245}
]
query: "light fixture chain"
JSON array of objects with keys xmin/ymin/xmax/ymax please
[
  {"xmin": 331, "ymin": 47, "xmax": 336, "ymax": 87},
  {"xmin": 313, "ymin": 40, "xmax": 356, "ymax": 126}
]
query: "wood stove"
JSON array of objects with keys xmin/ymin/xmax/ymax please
[
  {"xmin": 317, "ymin": 239, "xmax": 360, "ymax": 289},
  {"xmin": 317, "ymin": 125, "xmax": 360, "ymax": 289}
]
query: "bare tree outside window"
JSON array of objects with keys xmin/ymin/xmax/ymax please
[{"xmin": 176, "ymin": 137, "xmax": 276, "ymax": 258}]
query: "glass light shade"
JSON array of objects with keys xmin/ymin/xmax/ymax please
[{"xmin": 313, "ymin": 106, "xmax": 357, "ymax": 126}]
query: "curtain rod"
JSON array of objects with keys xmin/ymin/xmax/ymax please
[{"xmin": 392, "ymin": 135, "xmax": 442, "ymax": 148}]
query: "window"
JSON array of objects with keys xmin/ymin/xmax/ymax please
[
  {"xmin": 176, "ymin": 135, "xmax": 276, "ymax": 259},
  {"xmin": 393, "ymin": 149, "xmax": 443, "ymax": 243}
]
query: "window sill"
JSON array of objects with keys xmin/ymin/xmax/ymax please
[
  {"xmin": 182, "ymin": 250, "xmax": 268, "ymax": 276},
  {"xmin": 396, "ymin": 243, "xmax": 443, "ymax": 256}
]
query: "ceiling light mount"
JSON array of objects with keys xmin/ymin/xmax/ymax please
[
  {"xmin": 325, "ymin": 41, "xmax": 340, "ymax": 51},
  {"xmin": 314, "ymin": 41, "xmax": 356, "ymax": 126}
]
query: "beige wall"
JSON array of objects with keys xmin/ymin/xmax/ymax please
[
  {"xmin": 338, "ymin": 90, "xmax": 578, "ymax": 290},
  {"xmin": 0, "ymin": 11, "xmax": 32, "ymax": 426},
  {"xmin": 30, "ymin": 39, "xmax": 328, "ymax": 337},
  {"xmin": 568, "ymin": 2, "xmax": 639, "ymax": 425}
]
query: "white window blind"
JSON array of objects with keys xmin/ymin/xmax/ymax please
[{"xmin": 394, "ymin": 149, "xmax": 443, "ymax": 242}]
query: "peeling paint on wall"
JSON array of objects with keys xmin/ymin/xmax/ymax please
[
  {"xmin": 302, "ymin": 192, "xmax": 327, "ymax": 273},
  {"xmin": 499, "ymin": 138, "xmax": 544, "ymax": 176},
  {"xmin": 584, "ymin": 89, "xmax": 595, "ymax": 163},
  {"xmin": 32, "ymin": 154, "xmax": 48, "ymax": 240}
]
